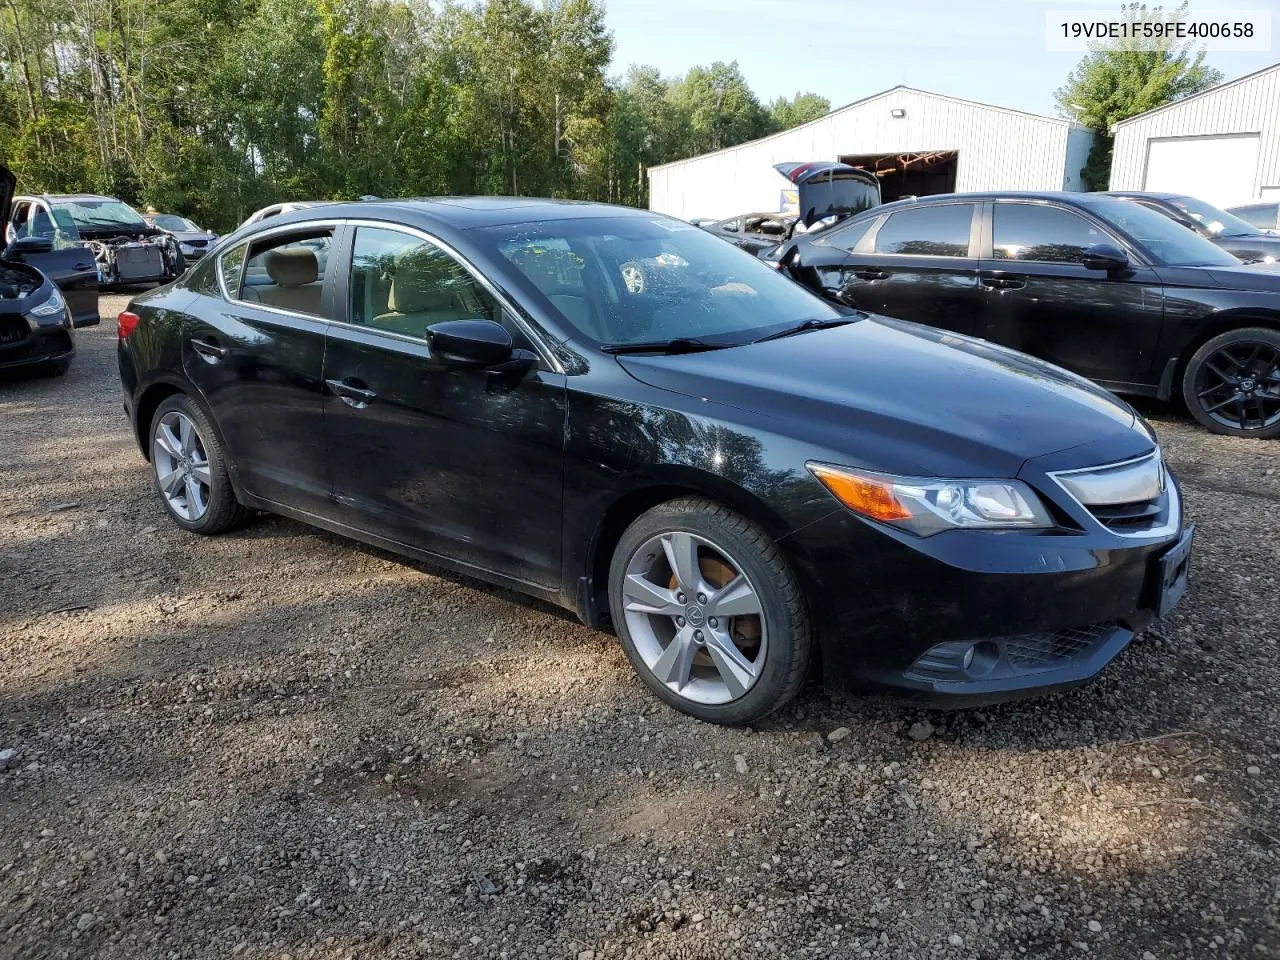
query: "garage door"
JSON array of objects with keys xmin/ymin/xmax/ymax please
[{"xmin": 1143, "ymin": 135, "xmax": 1261, "ymax": 209}]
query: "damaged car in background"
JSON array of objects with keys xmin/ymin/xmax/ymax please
[
  {"xmin": 142, "ymin": 212, "xmax": 218, "ymax": 265},
  {"xmin": 699, "ymin": 162, "xmax": 881, "ymax": 255},
  {"xmin": 9, "ymin": 193, "xmax": 183, "ymax": 288}
]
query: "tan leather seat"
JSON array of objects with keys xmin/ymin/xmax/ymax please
[
  {"xmin": 371, "ymin": 247, "xmax": 487, "ymax": 337},
  {"xmin": 253, "ymin": 248, "xmax": 323, "ymax": 315}
]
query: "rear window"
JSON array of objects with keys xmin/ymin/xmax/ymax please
[{"xmin": 873, "ymin": 204, "xmax": 974, "ymax": 257}]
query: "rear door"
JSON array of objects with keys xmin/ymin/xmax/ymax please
[
  {"xmin": 836, "ymin": 201, "xmax": 982, "ymax": 335},
  {"xmin": 977, "ymin": 200, "xmax": 1164, "ymax": 384},
  {"xmin": 181, "ymin": 224, "xmax": 336, "ymax": 513},
  {"xmin": 6, "ymin": 200, "xmax": 99, "ymax": 326},
  {"xmin": 321, "ymin": 223, "xmax": 567, "ymax": 588}
]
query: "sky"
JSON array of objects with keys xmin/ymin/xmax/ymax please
[{"xmin": 605, "ymin": 0, "xmax": 1277, "ymax": 117}]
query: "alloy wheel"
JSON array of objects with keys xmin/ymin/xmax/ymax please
[
  {"xmin": 153, "ymin": 410, "xmax": 212, "ymax": 521},
  {"xmin": 1194, "ymin": 340, "xmax": 1280, "ymax": 432},
  {"xmin": 621, "ymin": 531, "xmax": 767, "ymax": 705}
]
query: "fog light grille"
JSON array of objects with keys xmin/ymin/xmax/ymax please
[{"xmin": 1004, "ymin": 622, "xmax": 1118, "ymax": 667}]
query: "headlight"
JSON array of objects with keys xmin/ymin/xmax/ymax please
[
  {"xmin": 27, "ymin": 286, "xmax": 66, "ymax": 318},
  {"xmin": 807, "ymin": 462, "xmax": 1054, "ymax": 536}
]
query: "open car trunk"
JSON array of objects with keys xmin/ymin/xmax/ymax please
[{"xmin": 774, "ymin": 162, "xmax": 881, "ymax": 226}]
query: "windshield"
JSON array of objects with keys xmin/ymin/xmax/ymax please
[
  {"xmin": 1166, "ymin": 196, "xmax": 1259, "ymax": 238},
  {"xmin": 475, "ymin": 216, "xmax": 841, "ymax": 347},
  {"xmin": 151, "ymin": 214, "xmax": 199, "ymax": 232},
  {"xmin": 55, "ymin": 198, "xmax": 147, "ymax": 229},
  {"xmin": 1076, "ymin": 196, "xmax": 1240, "ymax": 268}
]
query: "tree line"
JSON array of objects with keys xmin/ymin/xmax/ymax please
[{"xmin": 0, "ymin": 0, "xmax": 830, "ymax": 230}]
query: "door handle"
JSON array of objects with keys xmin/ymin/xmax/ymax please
[
  {"xmin": 980, "ymin": 276, "xmax": 1025, "ymax": 290},
  {"xmin": 73, "ymin": 262, "xmax": 93, "ymax": 270},
  {"xmin": 190, "ymin": 337, "xmax": 228, "ymax": 362},
  {"xmin": 852, "ymin": 269, "xmax": 889, "ymax": 281},
  {"xmin": 325, "ymin": 378, "xmax": 377, "ymax": 408}
]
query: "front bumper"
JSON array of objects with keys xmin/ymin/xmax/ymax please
[
  {"xmin": 0, "ymin": 312, "xmax": 75, "ymax": 371},
  {"xmin": 786, "ymin": 482, "xmax": 1190, "ymax": 706}
]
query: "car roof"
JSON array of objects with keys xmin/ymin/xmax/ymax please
[
  {"xmin": 839, "ymin": 191, "xmax": 1142, "ymax": 216},
  {"xmin": 1100, "ymin": 191, "xmax": 1184, "ymax": 201},
  {"xmin": 249, "ymin": 196, "xmax": 666, "ymax": 232}
]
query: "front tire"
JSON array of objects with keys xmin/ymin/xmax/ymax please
[
  {"xmin": 608, "ymin": 497, "xmax": 811, "ymax": 725},
  {"xmin": 149, "ymin": 394, "xmax": 249, "ymax": 534},
  {"xmin": 1182, "ymin": 327, "xmax": 1280, "ymax": 439}
]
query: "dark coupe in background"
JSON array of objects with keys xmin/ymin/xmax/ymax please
[
  {"xmin": 1104, "ymin": 191, "xmax": 1280, "ymax": 264},
  {"xmin": 118, "ymin": 198, "xmax": 1191, "ymax": 723},
  {"xmin": 772, "ymin": 191, "xmax": 1280, "ymax": 439}
]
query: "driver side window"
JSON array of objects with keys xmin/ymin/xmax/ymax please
[{"xmin": 348, "ymin": 227, "xmax": 499, "ymax": 340}]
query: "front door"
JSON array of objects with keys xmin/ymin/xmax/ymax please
[
  {"xmin": 836, "ymin": 201, "xmax": 982, "ymax": 335},
  {"xmin": 7, "ymin": 200, "xmax": 99, "ymax": 326},
  {"xmin": 321, "ymin": 224, "xmax": 566, "ymax": 589},
  {"xmin": 977, "ymin": 201, "xmax": 1164, "ymax": 385},
  {"xmin": 181, "ymin": 227, "xmax": 335, "ymax": 513}
]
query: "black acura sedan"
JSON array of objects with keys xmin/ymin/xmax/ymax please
[
  {"xmin": 772, "ymin": 192, "xmax": 1280, "ymax": 439},
  {"xmin": 118, "ymin": 199, "xmax": 1192, "ymax": 724}
]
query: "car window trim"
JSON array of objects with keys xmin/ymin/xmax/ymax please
[
  {"xmin": 986, "ymin": 199, "xmax": 1148, "ymax": 268},
  {"xmin": 865, "ymin": 201, "xmax": 981, "ymax": 259},
  {"xmin": 329, "ymin": 218, "xmax": 565, "ymax": 374},
  {"xmin": 217, "ymin": 220, "xmax": 343, "ymax": 323}
]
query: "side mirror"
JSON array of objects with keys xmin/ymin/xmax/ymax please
[
  {"xmin": 426, "ymin": 318, "xmax": 514, "ymax": 367},
  {"xmin": 11, "ymin": 235, "xmax": 53, "ymax": 255},
  {"xmin": 1081, "ymin": 242, "xmax": 1129, "ymax": 273}
]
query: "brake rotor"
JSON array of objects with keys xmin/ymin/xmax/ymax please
[{"xmin": 669, "ymin": 553, "xmax": 762, "ymax": 664}]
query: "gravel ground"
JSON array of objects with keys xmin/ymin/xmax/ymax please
[{"xmin": 2, "ymin": 295, "xmax": 1279, "ymax": 960}]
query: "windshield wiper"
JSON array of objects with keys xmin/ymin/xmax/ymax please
[
  {"xmin": 752, "ymin": 316, "xmax": 858, "ymax": 343},
  {"xmin": 601, "ymin": 337, "xmax": 732, "ymax": 355}
]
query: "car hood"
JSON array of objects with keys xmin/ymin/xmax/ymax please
[
  {"xmin": 616, "ymin": 317, "xmax": 1143, "ymax": 478},
  {"xmin": 168, "ymin": 230, "xmax": 217, "ymax": 243},
  {"xmin": 1199, "ymin": 260, "xmax": 1280, "ymax": 289},
  {"xmin": 0, "ymin": 162, "xmax": 13, "ymax": 225},
  {"xmin": 1217, "ymin": 233, "xmax": 1280, "ymax": 261}
]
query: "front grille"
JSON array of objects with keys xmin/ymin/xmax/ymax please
[
  {"xmin": 187, "ymin": 239, "xmax": 208, "ymax": 248},
  {"xmin": 0, "ymin": 317, "xmax": 29, "ymax": 346},
  {"xmin": 1050, "ymin": 451, "xmax": 1173, "ymax": 535},
  {"xmin": 1004, "ymin": 622, "xmax": 1118, "ymax": 667},
  {"xmin": 115, "ymin": 245, "xmax": 163, "ymax": 280}
]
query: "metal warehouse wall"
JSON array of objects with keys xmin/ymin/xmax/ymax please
[
  {"xmin": 1110, "ymin": 64, "xmax": 1280, "ymax": 201},
  {"xmin": 648, "ymin": 86, "xmax": 1089, "ymax": 221}
]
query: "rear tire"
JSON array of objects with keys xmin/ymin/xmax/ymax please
[
  {"xmin": 42, "ymin": 357, "xmax": 71, "ymax": 377},
  {"xmin": 1182, "ymin": 327, "xmax": 1280, "ymax": 439},
  {"xmin": 608, "ymin": 497, "xmax": 811, "ymax": 725},
  {"xmin": 149, "ymin": 394, "xmax": 249, "ymax": 534}
]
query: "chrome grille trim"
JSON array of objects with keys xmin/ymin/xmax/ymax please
[{"xmin": 1048, "ymin": 450, "xmax": 1180, "ymax": 539}]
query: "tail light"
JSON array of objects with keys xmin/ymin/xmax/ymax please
[{"xmin": 117, "ymin": 310, "xmax": 140, "ymax": 340}]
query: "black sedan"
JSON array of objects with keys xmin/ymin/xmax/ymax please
[
  {"xmin": 1104, "ymin": 191, "xmax": 1280, "ymax": 264},
  {"xmin": 0, "ymin": 164, "xmax": 76, "ymax": 375},
  {"xmin": 118, "ymin": 198, "xmax": 1191, "ymax": 723},
  {"xmin": 773, "ymin": 192, "xmax": 1280, "ymax": 439}
]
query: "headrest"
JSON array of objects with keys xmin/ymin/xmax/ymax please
[
  {"xmin": 265, "ymin": 247, "xmax": 318, "ymax": 287},
  {"xmin": 388, "ymin": 249, "xmax": 457, "ymax": 314}
]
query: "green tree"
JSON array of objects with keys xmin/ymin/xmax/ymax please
[
  {"xmin": 767, "ymin": 91, "xmax": 830, "ymax": 131},
  {"xmin": 667, "ymin": 61, "xmax": 770, "ymax": 155},
  {"xmin": 1054, "ymin": 2, "xmax": 1223, "ymax": 190}
]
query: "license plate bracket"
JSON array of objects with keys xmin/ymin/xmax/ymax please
[{"xmin": 1155, "ymin": 524, "xmax": 1194, "ymax": 617}]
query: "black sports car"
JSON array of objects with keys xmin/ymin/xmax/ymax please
[
  {"xmin": 1104, "ymin": 191, "xmax": 1280, "ymax": 264},
  {"xmin": 772, "ymin": 191, "xmax": 1280, "ymax": 439},
  {"xmin": 0, "ymin": 165, "xmax": 77, "ymax": 375},
  {"xmin": 118, "ymin": 198, "xmax": 1191, "ymax": 723}
]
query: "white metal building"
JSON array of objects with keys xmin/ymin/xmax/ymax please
[
  {"xmin": 1110, "ymin": 62, "xmax": 1280, "ymax": 209},
  {"xmin": 647, "ymin": 86, "xmax": 1095, "ymax": 221}
]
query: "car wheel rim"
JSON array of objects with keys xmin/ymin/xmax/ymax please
[
  {"xmin": 622, "ymin": 531, "xmax": 767, "ymax": 705},
  {"xmin": 153, "ymin": 411, "xmax": 212, "ymax": 521},
  {"xmin": 1195, "ymin": 341, "xmax": 1280, "ymax": 431},
  {"xmin": 621, "ymin": 265, "xmax": 645, "ymax": 294}
]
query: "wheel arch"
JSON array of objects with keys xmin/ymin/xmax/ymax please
[
  {"xmin": 575, "ymin": 469, "xmax": 802, "ymax": 632},
  {"xmin": 1164, "ymin": 309, "xmax": 1280, "ymax": 401}
]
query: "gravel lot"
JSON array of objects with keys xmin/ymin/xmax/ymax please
[{"xmin": 2, "ymin": 294, "xmax": 1279, "ymax": 960}]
